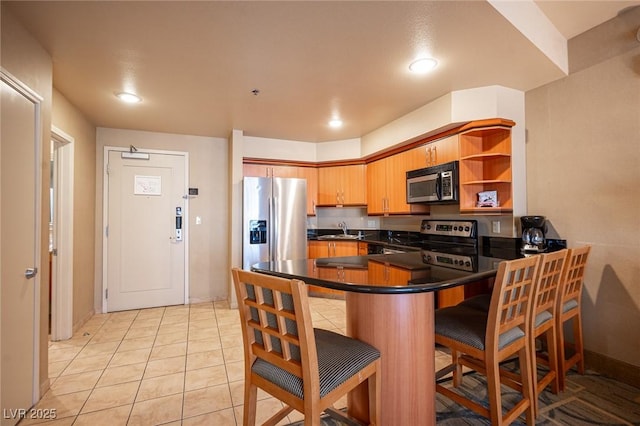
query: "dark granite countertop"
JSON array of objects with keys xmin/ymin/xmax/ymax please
[
  {"xmin": 283, "ymin": 232, "xmax": 567, "ymax": 294},
  {"xmin": 251, "ymin": 251, "xmax": 502, "ymax": 294}
]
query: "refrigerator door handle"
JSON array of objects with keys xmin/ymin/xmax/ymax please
[{"xmin": 269, "ymin": 196, "xmax": 274, "ymax": 262}]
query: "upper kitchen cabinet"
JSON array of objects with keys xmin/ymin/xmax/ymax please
[
  {"xmin": 243, "ymin": 163, "xmax": 298, "ymax": 178},
  {"xmin": 296, "ymin": 166, "xmax": 318, "ymax": 215},
  {"xmin": 458, "ymin": 126, "xmax": 513, "ymax": 214},
  {"xmin": 409, "ymin": 135, "xmax": 460, "ymax": 169},
  {"xmin": 317, "ymin": 164, "xmax": 366, "ymax": 206},
  {"xmin": 367, "ymin": 150, "xmax": 429, "ymax": 215}
]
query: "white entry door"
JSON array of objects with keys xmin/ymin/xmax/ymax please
[
  {"xmin": 1, "ymin": 73, "xmax": 41, "ymax": 425},
  {"xmin": 105, "ymin": 149, "xmax": 187, "ymax": 312}
]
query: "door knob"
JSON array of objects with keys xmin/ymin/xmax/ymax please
[{"xmin": 25, "ymin": 267, "xmax": 38, "ymax": 279}]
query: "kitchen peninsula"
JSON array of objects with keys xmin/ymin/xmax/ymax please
[{"xmin": 252, "ymin": 251, "xmax": 503, "ymax": 425}]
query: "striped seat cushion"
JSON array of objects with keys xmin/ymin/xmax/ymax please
[
  {"xmin": 563, "ymin": 299, "xmax": 578, "ymax": 313},
  {"xmin": 252, "ymin": 328, "xmax": 380, "ymax": 399},
  {"xmin": 435, "ymin": 305, "xmax": 524, "ymax": 351},
  {"xmin": 535, "ymin": 310, "xmax": 553, "ymax": 327},
  {"xmin": 457, "ymin": 294, "xmax": 491, "ymax": 312}
]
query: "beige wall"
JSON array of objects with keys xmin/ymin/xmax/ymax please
[
  {"xmin": 526, "ymin": 46, "xmax": 640, "ymax": 367},
  {"xmin": 1, "ymin": 5, "xmax": 53, "ymax": 394},
  {"xmin": 95, "ymin": 128, "xmax": 229, "ymax": 310},
  {"xmin": 52, "ymin": 89, "xmax": 97, "ymax": 327}
]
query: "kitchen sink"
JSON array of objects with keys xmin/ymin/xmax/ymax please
[{"xmin": 317, "ymin": 234, "xmax": 362, "ymax": 240}]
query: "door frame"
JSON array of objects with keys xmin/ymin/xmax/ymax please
[
  {"xmin": 1, "ymin": 67, "xmax": 42, "ymax": 405},
  {"xmin": 50, "ymin": 126, "xmax": 74, "ymax": 341},
  {"xmin": 102, "ymin": 146, "xmax": 189, "ymax": 313}
]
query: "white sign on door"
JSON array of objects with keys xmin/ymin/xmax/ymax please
[{"xmin": 134, "ymin": 175, "xmax": 162, "ymax": 195}]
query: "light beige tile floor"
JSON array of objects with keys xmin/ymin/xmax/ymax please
[{"xmin": 33, "ymin": 297, "xmax": 395, "ymax": 425}]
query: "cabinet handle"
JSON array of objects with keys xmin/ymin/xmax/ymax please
[{"xmin": 433, "ymin": 146, "xmax": 437, "ymax": 164}]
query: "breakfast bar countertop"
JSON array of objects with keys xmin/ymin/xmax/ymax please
[{"xmin": 251, "ymin": 251, "xmax": 503, "ymax": 294}]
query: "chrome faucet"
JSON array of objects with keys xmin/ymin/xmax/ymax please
[{"xmin": 338, "ymin": 221, "xmax": 348, "ymax": 235}]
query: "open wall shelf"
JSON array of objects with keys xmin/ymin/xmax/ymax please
[{"xmin": 459, "ymin": 127, "xmax": 513, "ymax": 214}]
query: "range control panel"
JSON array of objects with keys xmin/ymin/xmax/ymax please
[
  {"xmin": 421, "ymin": 250, "xmax": 475, "ymax": 272},
  {"xmin": 420, "ymin": 220, "xmax": 476, "ymax": 238}
]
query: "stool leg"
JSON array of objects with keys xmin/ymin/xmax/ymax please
[
  {"xmin": 244, "ymin": 381, "xmax": 258, "ymax": 426},
  {"xmin": 452, "ymin": 350, "xmax": 463, "ymax": 387},
  {"xmin": 572, "ymin": 314, "xmax": 585, "ymax": 374}
]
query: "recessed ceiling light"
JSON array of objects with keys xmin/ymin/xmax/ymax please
[
  {"xmin": 329, "ymin": 118, "xmax": 343, "ymax": 128},
  {"xmin": 116, "ymin": 92, "xmax": 142, "ymax": 103},
  {"xmin": 409, "ymin": 57, "xmax": 438, "ymax": 74}
]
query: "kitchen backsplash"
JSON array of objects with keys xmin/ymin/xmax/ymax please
[{"xmin": 308, "ymin": 205, "xmax": 527, "ymax": 239}]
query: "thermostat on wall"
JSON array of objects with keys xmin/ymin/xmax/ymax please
[{"xmin": 188, "ymin": 188, "xmax": 198, "ymax": 196}]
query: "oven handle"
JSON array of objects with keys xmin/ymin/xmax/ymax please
[{"xmin": 383, "ymin": 248, "xmax": 407, "ymax": 254}]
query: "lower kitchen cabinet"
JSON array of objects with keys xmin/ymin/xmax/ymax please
[
  {"xmin": 436, "ymin": 277, "xmax": 494, "ymax": 308},
  {"xmin": 307, "ymin": 240, "xmax": 359, "ymax": 258},
  {"xmin": 368, "ymin": 261, "xmax": 412, "ymax": 285},
  {"xmin": 307, "ymin": 240, "xmax": 361, "ymax": 297}
]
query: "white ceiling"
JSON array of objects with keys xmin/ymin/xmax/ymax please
[{"xmin": 5, "ymin": 1, "xmax": 638, "ymax": 142}]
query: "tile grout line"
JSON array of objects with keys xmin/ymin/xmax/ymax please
[
  {"xmin": 213, "ymin": 300, "xmax": 241, "ymax": 425},
  {"xmin": 56, "ymin": 309, "xmax": 136, "ymax": 425}
]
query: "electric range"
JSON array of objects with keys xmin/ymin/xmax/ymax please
[{"xmin": 417, "ymin": 219, "xmax": 479, "ymax": 272}]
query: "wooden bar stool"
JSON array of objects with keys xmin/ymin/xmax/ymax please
[
  {"xmin": 555, "ymin": 246, "xmax": 591, "ymax": 391},
  {"xmin": 231, "ymin": 268, "xmax": 381, "ymax": 426},
  {"xmin": 434, "ymin": 256, "xmax": 540, "ymax": 425},
  {"xmin": 529, "ymin": 249, "xmax": 569, "ymax": 415}
]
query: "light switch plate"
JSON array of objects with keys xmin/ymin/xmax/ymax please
[{"xmin": 492, "ymin": 220, "xmax": 501, "ymax": 234}]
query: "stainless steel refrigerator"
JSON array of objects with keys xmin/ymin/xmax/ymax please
[{"xmin": 243, "ymin": 176, "xmax": 307, "ymax": 270}]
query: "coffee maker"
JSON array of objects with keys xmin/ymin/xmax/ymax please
[{"xmin": 521, "ymin": 216, "xmax": 547, "ymax": 253}]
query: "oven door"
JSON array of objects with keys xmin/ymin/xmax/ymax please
[{"xmin": 406, "ymin": 172, "xmax": 439, "ymax": 203}]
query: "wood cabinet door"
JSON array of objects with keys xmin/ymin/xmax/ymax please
[
  {"xmin": 318, "ymin": 166, "xmax": 340, "ymax": 205},
  {"xmin": 367, "ymin": 262, "xmax": 387, "ymax": 284},
  {"xmin": 243, "ymin": 163, "xmax": 270, "ymax": 177},
  {"xmin": 431, "ymin": 135, "xmax": 459, "ymax": 165},
  {"xmin": 341, "ymin": 165, "xmax": 367, "ymax": 205},
  {"xmin": 368, "ymin": 262, "xmax": 411, "ymax": 285},
  {"xmin": 358, "ymin": 242, "xmax": 369, "ymax": 256},
  {"xmin": 386, "ymin": 151, "xmax": 413, "ymax": 214},
  {"xmin": 332, "ymin": 241, "xmax": 359, "ymax": 257},
  {"xmin": 270, "ymin": 165, "xmax": 298, "ymax": 178},
  {"xmin": 343, "ymin": 269, "xmax": 368, "ymax": 284},
  {"xmin": 405, "ymin": 145, "xmax": 430, "ymax": 171},
  {"xmin": 311, "ymin": 267, "xmax": 345, "ymax": 297},
  {"xmin": 307, "ymin": 241, "xmax": 329, "ymax": 259},
  {"xmin": 243, "ymin": 164, "xmax": 299, "ymax": 177},
  {"xmin": 318, "ymin": 165, "xmax": 366, "ymax": 206},
  {"xmin": 297, "ymin": 166, "xmax": 318, "ymax": 215},
  {"xmin": 366, "ymin": 159, "xmax": 387, "ymax": 214}
]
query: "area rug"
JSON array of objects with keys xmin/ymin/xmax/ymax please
[{"xmin": 287, "ymin": 369, "xmax": 640, "ymax": 425}]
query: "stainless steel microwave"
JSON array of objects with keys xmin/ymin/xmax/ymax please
[{"xmin": 406, "ymin": 161, "xmax": 459, "ymax": 204}]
